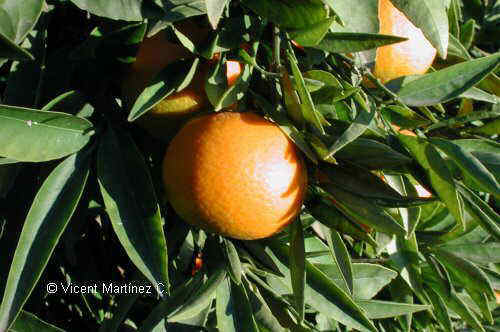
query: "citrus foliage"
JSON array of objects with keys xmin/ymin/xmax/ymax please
[{"xmin": 0, "ymin": 0, "xmax": 499, "ymax": 331}]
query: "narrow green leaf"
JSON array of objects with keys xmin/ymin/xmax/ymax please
[
  {"xmin": 326, "ymin": 108, "xmax": 375, "ymax": 158},
  {"xmin": 241, "ymin": 0, "xmax": 328, "ymax": 29},
  {"xmin": 325, "ymin": 229, "xmax": 354, "ymax": 295},
  {"xmin": 161, "ymin": 1, "xmax": 207, "ymax": 23},
  {"xmin": 0, "ymin": 32, "xmax": 34, "ymax": 61},
  {"xmin": 247, "ymin": 282, "xmax": 287, "ymax": 332},
  {"xmin": 10, "ymin": 311, "xmax": 65, "ymax": 332},
  {"xmin": 229, "ymin": 279, "xmax": 260, "ymax": 332},
  {"xmin": 138, "ymin": 274, "xmax": 203, "ymax": 332},
  {"xmin": 69, "ymin": 0, "xmax": 147, "ymax": 21},
  {"xmin": 223, "ymin": 238, "xmax": 242, "ymax": 285},
  {"xmin": 355, "ymin": 300, "xmax": 430, "ymax": 319},
  {"xmin": 389, "ymin": 0, "xmax": 449, "ymax": 58},
  {"xmin": 0, "ymin": 105, "xmax": 94, "ymax": 162},
  {"xmin": 128, "ymin": 58, "xmax": 200, "ymax": 121},
  {"xmin": 168, "ymin": 265, "xmax": 226, "ymax": 321},
  {"xmin": 431, "ymin": 138, "xmax": 500, "ymax": 199},
  {"xmin": 206, "ymin": 0, "xmax": 230, "ymax": 29},
  {"xmin": 388, "ymin": 54, "xmax": 500, "ymax": 106},
  {"xmin": 99, "ymin": 293, "xmax": 138, "ymax": 332},
  {"xmin": 0, "ymin": 158, "xmax": 18, "ymax": 165},
  {"xmin": 432, "ymin": 248, "xmax": 495, "ymax": 300},
  {"xmin": 0, "ymin": 151, "xmax": 90, "ymax": 331},
  {"xmin": 268, "ymin": 240, "xmax": 378, "ymax": 332},
  {"xmin": 286, "ymin": 48, "xmax": 325, "ymax": 134},
  {"xmin": 288, "ymin": 17, "xmax": 336, "ymax": 46},
  {"xmin": 316, "ymin": 263, "xmax": 397, "ymax": 300},
  {"xmin": 458, "ymin": 184, "xmax": 500, "ymax": 241},
  {"xmin": 289, "ymin": 217, "xmax": 306, "ymax": 321},
  {"xmin": 216, "ymin": 278, "xmax": 237, "ymax": 332},
  {"xmin": 460, "ymin": 87, "xmax": 498, "ymax": 104},
  {"xmin": 424, "ymin": 287, "xmax": 453, "ymax": 332},
  {"xmin": 314, "ymin": 32, "xmax": 407, "ymax": 53},
  {"xmin": 0, "ymin": 0, "xmax": 44, "ymax": 44},
  {"xmin": 398, "ymin": 135, "xmax": 464, "ymax": 228},
  {"xmin": 97, "ymin": 127, "xmax": 168, "ymax": 292},
  {"xmin": 380, "ymin": 105, "xmax": 431, "ymax": 130},
  {"xmin": 321, "ymin": 182, "xmax": 407, "ymax": 236}
]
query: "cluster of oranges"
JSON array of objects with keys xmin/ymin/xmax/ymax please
[{"xmin": 122, "ymin": 0, "xmax": 436, "ymax": 240}]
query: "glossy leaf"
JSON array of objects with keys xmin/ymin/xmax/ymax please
[
  {"xmin": 268, "ymin": 240, "xmax": 377, "ymax": 332},
  {"xmin": 289, "ymin": 217, "xmax": 306, "ymax": 321},
  {"xmin": 324, "ymin": 228, "xmax": 354, "ymax": 295},
  {"xmin": 206, "ymin": 0, "xmax": 230, "ymax": 29},
  {"xmin": 10, "ymin": 311, "xmax": 65, "ymax": 332},
  {"xmin": 0, "ymin": 151, "xmax": 90, "ymax": 331},
  {"xmin": 168, "ymin": 265, "xmax": 226, "ymax": 321},
  {"xmin": 321, "ymin": 182, "xmax": 407, "ymax": 236},
  {"xmin": 223, "ymin": 238, "xmax": 242, "ymax": 285},
  {"xmin": 398, "ymin": 135, "xmax": 464, "ymax": 229},
  {"xmin": 356, "ymin": 300, "xmax": 430, "ymax": 319},
  {"xmin": 431, "ymin": 138, "xmax": 500, "ymax": 199},
  {"xmin": 288, "ymin": 17, "xmax": 336, "ymax": 47},
  {"xmin": 0, "ymin": 105, "xmax": 94, "ymax": 162},
  {"xmin": 69, "ymin": 0, "xmax": 147, "ymax": 21},
  {"xmin": 287, "ymin": 48, "xmax": 325, "ymax": 134},
  {"xmin": 314, "ymin": 32, "xmax": 407, "ymax": 53},
  {"xmin": 390, "ymin": 0, "xmax": 449, "ymax": 58},
  {"xmin": 388, "ymin": 54, "xmax": 500, "ymax": 106},
  {"xmin": 97, "ymin": 127, "xmax": 168, "ymax": 292},
  {"xmin": 0, "ymin": 0, "xmax": 44, "ymax": 44},
  {"xmin": 0, "ymin": 32, "xmax": 34, "ymax": 61},
  {"xmin": 317, "ymin": 263, "xmax": 397, "ymax": 300},
  {"xmin": 241, "ymin": 0, "xmax": 328, "ymax": 29},
  {"xmin": 128, "ymin": 58, "xmax": 200, "ymax": 121},
  {"xmin": 216, "ymin": 278, "xmax": 237, "ymax": 332},
  {"xmin": 326, "ymin": 108, "xmax": 374, "ymax": 158}
]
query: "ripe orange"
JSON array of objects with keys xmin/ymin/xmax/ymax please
[
  {"xmin": 374, "ymin": 0, "xmax": 437, "ymax": 83},
  {"xmin": 162, "ymin": 112, "xmax": 308, "ymax": 240}
]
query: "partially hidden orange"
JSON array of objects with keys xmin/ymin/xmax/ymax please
[
  {"xmin": 374, "ymin": 0, "xmax": 437, "ymax": 83},
  {"xmin": 162, "ymin": 112, "xmax": 308, "ymax": 240}
]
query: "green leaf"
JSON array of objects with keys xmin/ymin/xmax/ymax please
[
  {"xmin": 288, "ymin": 17, "xmax": 336, "ymax": 47},
  {"xmin": 289, "ymin": 217, "xmax": 306, "ymax": 321},
  {"xmin": 424, "ymin": 287, "xmax": 453, "ymax": 332},
  {"xmin": 389, "ymin": 0, "xmax": 449, "ymax": 58},
  {"xmin": 314, "ymin": 32, "xmax": 407, "ymax": 53},
  {"xmin": 128, "ymin": 57, "xmax": 200, "ymax": 121},
  {"xmin": 0, "ymin": 158, "xmax": 18, "ymax": 165},
  {"xmin": 206, "ymin": 54, "xmax": 252, "ymax": 110},
  {"xmin": 307, "ymin": 204, "xmax": 378, "ymax": 247},
  {"xmin": 0, "ymin": 105, "xmax": 94, "ymax": 162},
  {"xmin": 321, "ymin": 182, "xmax": 407, "ymax": 236},
  {"xmin": 432, "ymin": 248, "xmax": 495, "ymax": 300},
  {"xmin": 229, "ymin": 279, "xmax": 260, "ymax": 332},
  {"xmin": 223, "ymin": 238, "xmax": 242, "ymax": 285},
  {"xmin": 241, "ymin": 0, "xmax": 328, "ymax": 29},
  {"xmin": 97, "ymin": 127, "xmax": 168, "ymax": 292},
  {"xmin": 0, "ymin": 0, "xmax": 43, "ymax": 44},
  {"xmin": 206, "ymin": 0, "xmax": 230, "ymax": 29},
  {"xmin": 216, "ymin": 278, "xmax": 238, "ymax": 332},
  {"xmin": 326, "ymin": 108, "xmax": 374, "ymax": 158},
  {"xmin": 268, "ymin": 240, "xmax": 377, "ymax": 332},
  {"xmin": 69, "ymin": 0, "xmax": 148, "ymax": 21},
  {"xmin": 460, "ymin": 87, "xmax": 498, "ymax": 104},
  {"xmin": 316, "ymin": 263, "xmax": 397, "ymax": 300},
  {"xmin": 247, "ymin": 282, "xmax": 286, "ymax": 332},
  {"xmin": 380, "ymin": 106, "xmax": 431, "ymax": 129},
  {"xmin": 424, "ymin": 109, "xmax": 500, "ymax": 133},
  {"xmin": 335, "ymin": 138, "xmax": 412, "ymax": 169},
  {"xmin": 388, "ymin": 54, "xmax": 500, "ymax": 106},
  {"xmin": 161, "ymin": 1, "xmax": 207, "ymax": 23},
  {"xmin": 0, "ymin": 32, "xmax": 33, "ymax": 61},
  {"xmin": 286, "ymin": 48, "xmax": 325, "ymax": 134},
  {"xmin": 355, "ymin": 300, "xmax": 430, "ymax": 319},
  {"xmin": 325, "ymin": 229, "xmax": 354, "ymax": 295},
  {"xmin": 398, "ymin": 135, "xmax": 464, "ymax": 229},
  {"xmin": 10, "ymin": 311, "xmax": 65, "ymax": 332},
  {"xmin": 168, "ymin": 265, "xmax": 226, "ymax": 321},
  {"xmin": 138, "ymin": 274, "xmax": 203, "ymax": 332},
  {"xmin": 458, "ymin": 184, "xmax": 500, "ymax": 242},
  {"xmin": 0, "ymin": 151, "xmax": 90, "ymax": 331},
  {"xmin": 431, "ymin": 138, "xmax": 500, "ymax": 199}
]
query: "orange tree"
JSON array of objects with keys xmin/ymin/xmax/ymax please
[{"xmin": 0, "ymin": 0, "xmax": 499, "ymax": 331}]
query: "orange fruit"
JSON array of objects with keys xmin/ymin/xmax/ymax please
[
  {"xmin": 496, "ymin": 290, "xmax": 500, "ymax": 304},
  {"xmin": 374, "ymin": 0, "xmax": 437, "ymax": 83},
  {"xmin": 162, "ymin": 112, "xmax": 308, "ymax": 240}
]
